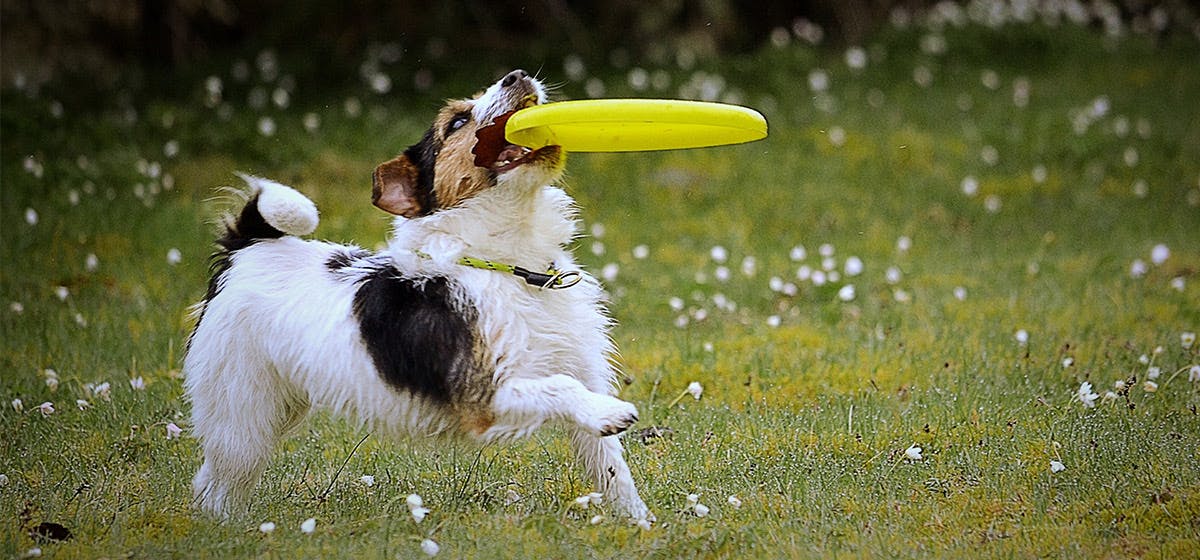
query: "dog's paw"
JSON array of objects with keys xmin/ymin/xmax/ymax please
[{"xmin": 587, "ymin": 398, "xmax": 639, "ymax": 437}]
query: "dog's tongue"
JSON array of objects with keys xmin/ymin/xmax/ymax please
[{"xmin": 472, "ymin": 110, "xmax": 519, "ymax": 168}]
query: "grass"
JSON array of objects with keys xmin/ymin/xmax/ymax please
[{"xmin": 3, "ymin": 14, "xmax": 1200, "ymax": 559}]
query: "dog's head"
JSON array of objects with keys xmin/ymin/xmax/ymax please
[{"xmin": 372, "ymin": 70, "xmax": 564, "ymax": 217}]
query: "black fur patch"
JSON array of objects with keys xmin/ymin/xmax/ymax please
[
  {"xmin": 352, "ymin": 268, "xmax": 474, "ymax": 403},
  {"xmin": 325, "ymin": 247, "xmax": 372, "ymax": 272},
  {"xmin": 402, "ymin": 128, "xmax": 440, "ymax": 215}
]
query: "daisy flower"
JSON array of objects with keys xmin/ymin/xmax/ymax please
[{"xmin": 1077, "ymin": 382, "xmax": 1099, "ymax": 408}]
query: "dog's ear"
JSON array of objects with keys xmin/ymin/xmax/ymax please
[{"xmin": 372, "ymin": 155, "xmax": 425, "ymax": 217}]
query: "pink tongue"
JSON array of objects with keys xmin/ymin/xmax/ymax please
[{"xmin": 472, "ymin": 110, "xmax": 518, "ymax": 168}]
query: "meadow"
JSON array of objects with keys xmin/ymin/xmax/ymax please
[{"xmin": 2, "ymin": 6, "xmax": 1199, "ymax": 559}]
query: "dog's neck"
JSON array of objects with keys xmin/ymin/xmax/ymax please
[{"xmin": 387, "ymin": 184, "xmax": 579, "ymax": 270}]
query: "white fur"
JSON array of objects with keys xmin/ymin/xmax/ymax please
[
  {"xmin": 185, "ymin": 73, "xmax": 652, "ymax": 523},
  {"xmin": 237, "ymin": 173, "xmax": 319, "ymax": 236}
]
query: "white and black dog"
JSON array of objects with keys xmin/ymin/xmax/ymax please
[{"xmin": 184, "ymin": 70, "xmax": 652, "ymax": 521}]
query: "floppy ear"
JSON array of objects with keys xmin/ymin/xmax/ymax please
[{"xmin": 372, "ymin": 155, "xmax": 424, "ymax": 217}]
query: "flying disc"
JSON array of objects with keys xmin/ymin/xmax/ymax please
[{"xmin": 504, "ymin": 99, "xmax": 768, "ymax": 152}]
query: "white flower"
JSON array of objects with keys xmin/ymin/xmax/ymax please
[
  {"xmin": 686, "ymin": 493, "xmax": 700, "ymax": 506},
  {"xmin": 259, "ymin": 521, "xmax": 276, "ymax": 533},
  {"xmin": 953, "ymin": 286, "xmax": 967, "ymax": 301},
  {"xmin": 844, "ymin": 256, "xmax": 864, "ymax": 277},
  {"xmin": 75, "ymin": 399, "xmax": 90, "ymax": 410},
  {"xmin": 710, "ymin": 245, "xmax": 728, "ymax": 264},
  {"xmin": 406, "ymin": 493, "xmax": 425, "ymax": 510},
  {"xmin": 359, "ymin": 475, "xmax": 375, "ymax": 487},
  {"xmin": 1062, "ymin": 357, "xmax": 1074, "ymax": 368},
  {"xmin": 1182, "ymin": 332, "xmax": 1196, "ymax": 349},
  {"xmin": 1150, "ymin": 244, "xmax": 1170, "ymax": 265},
  {"xmin": 885, "ymin": 266, "xmax": 902, "ymax": 284},
  {"xmin": 1077, "ymin": 382, "xmax": 1099, "ymax": 408},
  {"xmin": 636, "ymin": 518, "xmax": 653, "ymax": 530},
  {"xmin": 1138, "ymin": 354, "xmax": 1150, "ymax": 365},
  {"xmin": 741, "ymin": 256, "xmax": 757, "ymax": 277},
  {"xmin": 420, "ymin": 538, "xmax": 440, "ymax": 556},
  {"xmin": 1188, "ymin": 365, "xmax": 1200, "ymax": 382},
  {"xmin": 632, "ymin": 245, "xmax": 649, "ymax": 259},
  {"xmin": 601, "ymin": 263, "xmax": 619, "ymax": 282},
  {"xmin": 1147, "ymin": 367, "xmax": 1161, "ymax": 380},
  {"xmin": 1114, "ymin": 380, "xmax": 1127, "ymax": 391},
  {"xmin": 0, "ymin": 473, "xmax": 8, "ymax": 486},
  {"xmin": 21, "ymin": 547, "xmax": 41, "ymax": 559},
  {"xmin": 588, "ymin": 492, "xmax": 603, "ymax": 505},
  {"xmin": 837, "ymin": 284, "xmax": 856, "ymax": 302},
  {"xmin": 589, "ymin": 514, "xmax": 605, "ymax": 525},
  {"xmin": 54, "ymin": 286, "xmax": 69, "ymax": 301},
  {"xmin": 1050, "ymin": 460, "xmax": 1066, "ymax": 473},
  {"xmin": 1143, "ymin": 380, "xmax": 1158, "ymax": 393},
  {"xmin": 45, "ymin": 377, "xmax": 58, "ymax": 392},
  {"xmin": 574, "ymin": 495, "xmax": 591, "ymax": 509},
  {"xmin": 789, "ymin": 245, "xmax": 807, "ymax": 261},
  {"xmin": 687, "ymin": 382, "xmax": 703, "ymax": 400},
  {"xmin": 11, "ymin": 399, "xmax": 23, "ymax": 412},
  {"xmin": 1015, "ymin": 329, "xmax": 1029, "ymax": 345},
  {"xmin": 904, "ymin": 445, "xmax": 923, "ymax": 461},
  {"xmin": 727, "ymin": 495, "xmax": 742, "ymax": 508},
  {"xmin": 166, "ymin": 422, "xmax": 182, "ymax": 439},
  {"xmin": 85, "ymin": 253, "xmax": 99, "ymax": 272},
  {"xmin": 693, "ymin": 503, "xmax": 710, "ymax": 517},
  {"xmin": 25, "ymin": 208, "xmax": 39, "ymax": 226},
  {"xmin": 1103, "ymin": 391, "xmax": 1118, "ymax": 402},
  {"xmin": 299, "ymin": 517, "xmax": 316, "ymax": 534},
  {"xmin": 38, "ymin": 402, "xmax": 54, "ymax": 416},
  {"xmin": 1171, "ymin": 277, "xmax": 1186, "ymax": 291},
  {"xmin": 766, "ymin": 315, "xmax": 781, "ymax": 328},
  {"xmin": 10, "ymin": 302, "xmax": 24, "ymax": 314},
  {"xmin": 410, "ymin": 506, "xmax": 430, "ymax": 523},
  {"xmin": 1130, "ymin": 259, "xmax": 1148, "ymax": 278},
  {"xmin": 130, "ymin": 377, "xmax": 145, "ymax": 390},
  {"xmin": 166, "ymin": 248, "xmax": 182, "ymax": 265},
  {"xmin": 93, "ymin": 382, "xmax": 111, "ymax": 401}
]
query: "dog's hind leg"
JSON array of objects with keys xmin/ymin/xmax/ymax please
[
  {"xmin": 188, "ymin": 355, "xmax": 309, "ymax": 518},
  {"xmin": 569, "ymin": 428, "xmax": 653, "ymax": 522}
]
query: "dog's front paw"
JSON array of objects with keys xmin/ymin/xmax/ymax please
[{"xmin": 585, "ymin": 398, "xmax": 639, "ymax": 437}]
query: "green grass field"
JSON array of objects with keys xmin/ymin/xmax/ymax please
[{"xmin": 3, "ymin": 11, "xmax": 1199, "ymax": 559}]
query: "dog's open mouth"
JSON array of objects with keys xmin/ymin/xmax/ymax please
[{"xmin": 472, "ymin": 103, "xmax": 560, "ymax": 173}]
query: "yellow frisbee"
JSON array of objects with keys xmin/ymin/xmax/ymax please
[{"xmin": 504, "ymin": 99, "xmax": 768, "ymax": 152}]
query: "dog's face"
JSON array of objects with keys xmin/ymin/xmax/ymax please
[{"xmin": 372, "ymin": 70, "xmax": 565, "ymax": 217}]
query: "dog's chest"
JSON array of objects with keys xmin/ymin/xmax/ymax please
[{"xmin": 464, "ymin": 274, "xmax": 610, "ymax": 379}]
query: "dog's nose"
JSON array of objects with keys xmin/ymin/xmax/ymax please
[{"xmin": 501, "ymin": 69, "xmax": 529, "ymax": 88}]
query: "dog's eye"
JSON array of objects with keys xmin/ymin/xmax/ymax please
[{"xmin": 446, "ymin": 113, "xmax": 470, "ymax": 135}]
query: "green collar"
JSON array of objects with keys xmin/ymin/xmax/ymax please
[{"xmin": 413, "ymin": 250, "xmax": 581, "ymax": 290}]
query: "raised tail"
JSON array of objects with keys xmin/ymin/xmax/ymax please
[{"xmin": 219, "ymin": 174, "xmax": 319, "ymax": 250}]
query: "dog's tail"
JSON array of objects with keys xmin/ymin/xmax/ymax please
[{"xmin": 219, "ymin": 174, "xmax": 319, "ymax": 249}]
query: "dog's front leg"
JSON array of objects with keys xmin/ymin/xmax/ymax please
[
  {"xmin": 569, "ymin": 428, "xmax": 654, "ymax": 522},
  {"xmin": 485, "ymin": 374, "xmax": 638, "ymax": 438}
]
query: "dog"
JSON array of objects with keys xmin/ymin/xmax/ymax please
[{"xmin": 184, "ymin": 69, "xmax": 652, "ymax": 522}]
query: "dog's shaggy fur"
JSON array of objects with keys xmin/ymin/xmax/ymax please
[{"xmin": 184, "ymin": 70, "xmax": 652, "ymax": 521}]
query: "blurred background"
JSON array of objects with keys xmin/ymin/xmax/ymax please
[{"xmin": 5, "ymin": 0, "xmax": 1198, "ymax": 100}]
